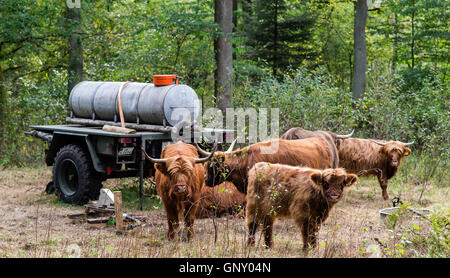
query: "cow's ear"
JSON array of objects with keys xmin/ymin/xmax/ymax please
[
  {"xmin": 310, "ymin": 172, "xmax": 323, "ymax": 188},
  {"xmin": 345, "ymin": 174, "xmax": 358, "ymax": 187},
  {"xmin": 155, "ymin": 162, "xmax": 168, "ymax": 175},
  {"xmin": 403, "ymin": 147, "xmax": 411, "ymax": 156}
]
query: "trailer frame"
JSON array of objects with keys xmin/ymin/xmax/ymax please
[{"xmin": 28, "ymin": 124, "xmax": 232, "ymax": 210}]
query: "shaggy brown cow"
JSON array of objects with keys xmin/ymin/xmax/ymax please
[
  {"xmin": 142, "ymin": 141, "xmax": 213, "ymax": 241},
  {"xmin": 281, "ymin": 127, "xmax": 354, "ymax": 168},
  {"xmin": 246, "ymin": 163, "xmax": 358, "ymax": 249},
  {"xmin": 197, "ymin": 137, "xmax": 334, "ymax": 194},
  {"xmin": 338, "ymin": 138, "xmax": 413, "ymax": 200},
  {"xmin": 196, "ymin": 181, "xmax": 246, "ymax": 219}
]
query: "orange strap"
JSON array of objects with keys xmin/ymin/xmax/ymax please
[{"xmin": 117, "ymin": 81, "xmax": 131, "ymax": 128}]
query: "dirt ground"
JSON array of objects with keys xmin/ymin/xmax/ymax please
[{"xmin": 0, "ymin": 166, "xmax": 447, "ymax": 258}]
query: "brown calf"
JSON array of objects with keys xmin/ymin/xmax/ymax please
[
  {"xmin": 246, "ymin": 163, "xmax": 358, "ymax": 249},
  {"xmin": 196, "ymin": 181, "xmax": 246, "ymax": 219},
  {"xmin": 143, "ymin": 141, "xmax": 213, "ymax": 241},
  {"xmin": 338, "ymin": 138, "xmax": 413, "ymax": 200}
]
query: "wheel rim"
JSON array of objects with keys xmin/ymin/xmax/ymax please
[{"xmin": 58, "ymin": 159, "xmax": 79, "ymax": 196}]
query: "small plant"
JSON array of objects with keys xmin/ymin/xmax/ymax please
[
  {"xmin": 107, "ymin": 218, "xmax": 116, "ymax": 227},
  {"xmin": 427, "ymin": 212, "xmax": 449, "ymax": 257},
  {"xmin": 385, "ymin": 201, "xmax": 412, "ymax": 230}
]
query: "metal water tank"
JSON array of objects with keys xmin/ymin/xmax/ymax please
[{"xmin": 68, "ymin": 81, "xmax": 200, "ymax": 126}]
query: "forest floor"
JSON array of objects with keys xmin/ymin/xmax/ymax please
[{"xmin": 0, "ymin": 166, "xmax": 448, "ymax": 258}]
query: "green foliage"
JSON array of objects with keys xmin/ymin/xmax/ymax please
[
  {"xmin": 234, "ymin": 67, "xmax": 354, "ymax": 134},
  {"xmin": 380, "ymin": 202, "xmax": 449, "ymax": 258},
  {"xmin": 0, "ymin": 0, "xmax": 448, "ymax": 171},
  {"xmin": 234, "ymin": 67, "xmax": 449, "ymax": 163},
  {"xmin": 1, "ymin": 80, "xmax": 67, "ymax": 167},
  {"xmin": 428, "ymin": 211, "xmax": 450, "ymax": 257},
  {"xmin": 242, "ymin": 0, "xmax": 317, "ymax": 77},
  {"xmin": 385, "ymin": 201, "xmax": 413, "ymax": 230}
]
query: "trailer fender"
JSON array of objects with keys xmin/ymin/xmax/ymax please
[{"xmin": 45, "ymin": 132, "xmax": 106, "ymax": 173}]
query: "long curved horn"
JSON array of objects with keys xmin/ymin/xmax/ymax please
[
  {"xmin": 403, "ymin": 141, "xmax": 414, "ymax": 146},
  {"xmin": 194, "ymin": 143, "xmax": 217, "ymax": 163},
  {"xmin": 335, "ymin": 130, "xmax": 354, "ymax": 139},
  {"xmin": 194, "ymin": 143, "xmax": 212, "ymax": 157},
  {"xmin": 225, "ymin": 139, "xmax": 237, "ymax": 153},
  {"xmin": 141, "ymin": 147, "xmax": 168, "ymax": 163},
  {"xmin": 370, "ymin": 140, "xmax": 387, "ymax": 146}
]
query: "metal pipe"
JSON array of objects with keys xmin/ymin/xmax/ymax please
[
  {"xmin": 25, "ymin": 130, "xmax": 53, "ymax": 142},
  {"xmin": 139, "ymin": 139, "xmax": 145, "ymax": 211}
]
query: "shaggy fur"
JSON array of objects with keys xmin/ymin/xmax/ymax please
[
  {"xmin": 338, "ymin": 138, "xmax": 412, "ymax": 200},
  {"xmin": 204, "ymin": 138, "xmax": 334, "ymax": 194},
  {"xmin": 154, "ymin": 142, "xmax": 205, "ymax": 241},
  {"xmin": 246, "ymin": 163, "xmax": 358, "ymax": 249},
  {"xmin": 281, "ymin": 127, "xmax": 345, "ymax": 168},
  {"xmin": 196, "ymin": 181, "xmax": 246, "ymax": 219}
]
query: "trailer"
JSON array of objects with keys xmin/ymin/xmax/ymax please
[{"xmin": 26, "ymin": 77, "xmax": 233, "ymax": 209}]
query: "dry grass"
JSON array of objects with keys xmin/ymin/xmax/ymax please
[{"xmin": 0, "ymin": 165, "xmax": 448, "ymax": 258}]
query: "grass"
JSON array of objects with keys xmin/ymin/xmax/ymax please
[{"xmin": 0, "ymin": 154, "xmax": 448, "ymax": 258}]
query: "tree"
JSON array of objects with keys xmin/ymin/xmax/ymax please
[
  {"xmin": 214, "ymin": 0, "xmax": 234, "ymax": 110},
  {"xmin": 0, "ymin": 0, "xmax": 65, "ymax": 146},
  {"xmin": 371, "ymin": 0, "xmax": 449, "ymax": 86},
  {"xmin": 352, "ymin": 0, "xmax": 368, "ymax": 101},
  {"xmin": 243, "ymin": 0, "xmax": 316, "ymax": 78}
]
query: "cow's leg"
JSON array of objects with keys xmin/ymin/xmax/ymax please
[
  {"xmin": 262, "ymin": 217, "xmax": 274, "ymax": 248},
  {"xmin": 165, "ymin": 204, "xmax": 179, "ymax": 241},
  {"xmin": 300, "ymin": 220, "xmax": 318, "ymax": 251},
  {"xmin": 247, "ymin": 222, "xmax": 258, "ymax": 246},
  {"xmin": 246, "ymin": 214, "xmax": 259, "ymax": 246},
  {"xmin": 183, "ymin": 202, "xmax": 198, "ymax": 241},
  {"xmin": 377, "ymin": 175, "xmax": 389, "ymax": 200},
  {"xmin": 246, "ymin": 202, "xmax": 259, "ymax": 246}
]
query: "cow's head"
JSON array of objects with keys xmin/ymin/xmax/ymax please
[
  {"xmin": 310, "ymin": 168, "xmax": 358, "ymax": 203},
  {"xmin": 142, "ymin": 147, "xmax": 214, "ymax": 198},
  {"xmin": 372, "ymin": 140, "xmax": 413, "ymax": 168},
  {"xmin": 196, "ymin": 140, "xmax": 236, "ymax": 188}
]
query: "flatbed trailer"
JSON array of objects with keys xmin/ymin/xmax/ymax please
[{"xmin": 28, "ymin": 124, "xmax": 232, "ymax": 209}]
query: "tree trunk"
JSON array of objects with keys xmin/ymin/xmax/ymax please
[
  {"xmin": 67, "ymin": 6, "xmax": 83, "ymax": 96},
  {"xmin": 352, "ymin": 0, "xmax": 367, "ymax": 101},
  {"xmin": 392, "ymin": 12, "xmax": 398, "ymax": 74},
  {"xmin": 214, "ymin": 0, "xmax": 233, "ymax": 111},
  {"xmin": 0, "ymin": 69, "xmax": 6, "ymax": 146},
  {"xmin": 273, "ymin": 0, "xmax": 279, "ymax": 77},
  {"xmin": 410, "ymin": 0, "xmax": 415, "ymax": 70},
  {"xmin": 232, "ymin": 0, "xmax": 238, "ymax": 60}
]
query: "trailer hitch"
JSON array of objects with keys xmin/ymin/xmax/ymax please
[{"xmin": 25, "ymin": 130, "xmax": 53, "ymax": 142}]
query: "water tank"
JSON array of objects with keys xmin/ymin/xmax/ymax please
[{"xmin": 68, "ymin": 81, "xmax": 200, "ymax": 126}]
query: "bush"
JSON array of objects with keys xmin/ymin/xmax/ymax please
[
  {"xmin": 234, "ymin": 68, "xmax": 355, "ymax": 135},
  {"xmin": 0, "ymin": 80, "xmax": 67, "ymax": 167},
  {"xmin": 234, "ymin": 68, "xmax": 449, "ymax": 156}
]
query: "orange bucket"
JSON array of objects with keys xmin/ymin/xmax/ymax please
[{"xmin": 153, "ymin": 75, "xmax": 178, "ymax": 86}]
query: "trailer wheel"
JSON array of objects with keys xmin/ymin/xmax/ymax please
[{"xmin": 53, "ymin": 144, "xmax": 102, "ymax": 205}]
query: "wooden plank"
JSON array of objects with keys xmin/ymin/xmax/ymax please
[
  {"xmin": 65, "ymin": 118, "xmax": 172, "ymax": 133},
  {"xmin": 114, "ymin": 191, "xmax": 124, "ymax": 234},
  {"xmin": 102, "ymin": 125, "xmax": 136, "ymax": 134},
  {"xmin": 87, "ymin": 217, "xmax": 111, "ymax": 224}
]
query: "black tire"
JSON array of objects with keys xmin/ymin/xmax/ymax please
[{"xmin": 53, "ymin": 144, "xmax": 102, "ymax": 205}]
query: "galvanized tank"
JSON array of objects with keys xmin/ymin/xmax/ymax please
[{"xmin": 68, "ymin": 81, "xmax": 200, "ymax": 126}]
